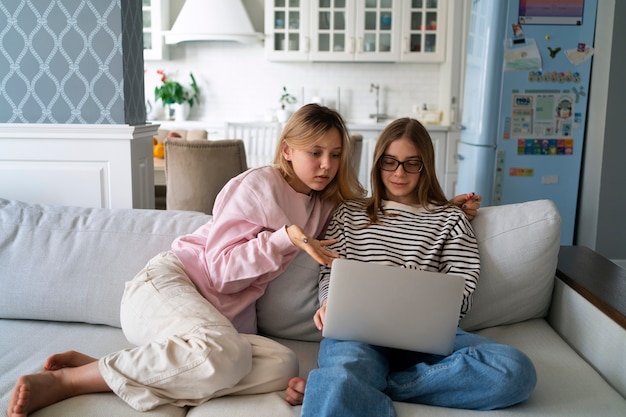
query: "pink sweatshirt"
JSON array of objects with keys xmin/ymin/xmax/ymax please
[{"xmin": 171, "ymin": 166, "xmax": 334, "ymax": 334}]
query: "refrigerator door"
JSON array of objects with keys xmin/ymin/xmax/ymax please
[
  {"xmin": 460, "ymin": 0, "xmax": 508, "ymax": 148},
  {"xmin": 456, "ymin": 142, "xmax": 496, "ymax": 204},
  {"xmin": 496, "ymin": 0, "xmax": 598, "ymax": 245},
  {"xmin": 458, "ymin": 0, "xmax": 508, "ymax": 206}
]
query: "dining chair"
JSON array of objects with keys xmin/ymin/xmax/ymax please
[
  {"xmin": 156, "ymin": 128, "xmax": 208, "ymax": 142},
  {"xmin": 225, "ymin": 122, "xmax": 282, "ymax": 168},
  {"xmin": 164, "ymin": 137, "xmax": 247, "ymax": 214},
  {"xmin": 350, "ymin": 133, "xmax": 363, "ymax": 176}
]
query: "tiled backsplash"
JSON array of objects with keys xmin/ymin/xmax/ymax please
[{"xmin": 144, "ymin": 42, "xmax": 443, "ymax": 125}]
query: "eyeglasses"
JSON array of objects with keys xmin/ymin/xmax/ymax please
[{"xmin": 378, "ymin": 156, "xmax": 424, "ymax": 174}]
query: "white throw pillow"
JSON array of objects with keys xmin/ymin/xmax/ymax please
[
  {"xmin": 460, "ymin": 199, "xmax": 562, "ymax": 331},
  {"xmin": 0, "ymin": 199, "xmax": 210, "ymax": 328}
]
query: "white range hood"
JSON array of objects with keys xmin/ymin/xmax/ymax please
[{"xmin": 164, "ymin": 0, "xmax": 263, "ymax": 45}]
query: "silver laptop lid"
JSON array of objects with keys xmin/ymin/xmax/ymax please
[{"xmin": 322, "ymin": 259, "xmax": 465, "ymax": 355}]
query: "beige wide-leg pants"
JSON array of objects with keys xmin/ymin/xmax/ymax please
[{"xmin": 98, "ymin": 252, "xmax": 298, "ymax": 411}]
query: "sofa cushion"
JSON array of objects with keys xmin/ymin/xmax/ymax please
[
  {"xmin": 0, "ymin": 199, "xmax": 209, "ymax": 328},
  {"xmin": 257, "ymin": 251, "xmax": 322, "ymax": 341},
  {"xmin": 188, "ymin": 319, "xmax": 626, "ymax": 417},
  {"xmin": 460, "ymin": 199, "xmax": 561, "ymax": 331},
  {"xmin": 257, "ymin": 200, "xmax": 561, "ymax": 340},
  {"xmin": 0, "ymin": 319, "xmax": 187, "ymax": 417}
]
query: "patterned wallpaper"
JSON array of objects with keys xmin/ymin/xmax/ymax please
[{"xmin": 0, "ymin": 0, "xmax": 145, "ymax": 125}]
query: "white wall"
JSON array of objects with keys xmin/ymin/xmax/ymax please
[
  {"xmin": 577, "ymin": 0, "xmax": 626, "ymax": 263},
  {"xmin": 145, "ymin": 46, "xmax": 442, "ymax": 125}
]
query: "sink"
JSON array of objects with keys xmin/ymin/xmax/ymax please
[{"xmin": 347, "ymin": 119, "xmax": 392, "ymax": 130}]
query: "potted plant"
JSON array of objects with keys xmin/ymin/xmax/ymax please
[
  {"xmin": 154, "ymin": 71, "xmax": 200, "ymax": 121},
  {"xmin": 277, "ymin": 86, "xmax": 297, "ymax": 123}
]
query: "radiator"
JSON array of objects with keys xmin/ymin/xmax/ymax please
[{"xmin": 225, "ymin": 122, "xmax": 282, "ymax": 169}]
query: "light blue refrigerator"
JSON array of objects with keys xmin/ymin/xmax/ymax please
[{"xmin": 457, "ymin": 0, "xmax": 597, "ymax": 245}]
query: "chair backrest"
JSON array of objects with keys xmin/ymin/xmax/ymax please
[
  {"xmin": 164, "ymin": 138, "xmax": 247, "ymax": 214},
  {"xmin": 225, "ymin": 122, "xmax": 282, "ymax": 168},
  {"xmin": 156, "ymin": 129, "xmax": 208, "ymax": 142},
  {"xmin": 350, "ymin": 133, "xmax": 363, "ymax": 176}
]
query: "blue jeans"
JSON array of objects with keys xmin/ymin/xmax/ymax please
[{"xmin": 301, "ymin": 328, "xmax": 536, "ymax": 417}]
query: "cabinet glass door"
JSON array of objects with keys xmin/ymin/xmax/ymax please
[
  {"xmin": 143, "ymin": 0, "xmax": 168, "ymax": 60},
  {"xmin": 355, "ymin": 0, "xmax": 400, "ymax": 61},
  {"xmin": 362, "ymin": 0, "xmax": 393, "ymax": 55},
  {"xmin": 403, "ymin": 0, "xmax": 445, "ymax": 62},
  {"xmin": 143, "ymin": 0, "xmax": 153, "ymax": 51},
  {"xmin": 310, "ymin": 0, "xmax": 354, "ymax": 60},
  {"xmin": 272, "ymin": 0, "xmax": 304, "ymax": 52}
]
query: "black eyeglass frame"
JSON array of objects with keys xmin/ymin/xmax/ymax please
[{"xmin": 378, "ymin": 156, "xmax": 424, "ymax": 174}]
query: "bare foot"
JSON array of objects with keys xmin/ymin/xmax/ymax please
[
  {"xmin": 7, "ymin": 361, "xmax": 109, "ymax": 417},
  {"xmin": 285, "ymin": 377, "xmax": 306, "ymax": 406},
  {"xmin": 44, "ymin": 351, "xmax": 97, "ymax": 371},
  {"xmin": 7, "ymin": 371, "xmax": 73, "ymax": 417}
]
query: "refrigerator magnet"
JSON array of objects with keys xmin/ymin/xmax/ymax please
[
  {"xmin": 547, "ymin": 46, "xmax": 561, "ymax": 58},
  {"xmin": 512, "ymin": 23, "xmax": 526, "ymax": 44},
  {"xmin": 504, "ymin": 38, "xmax": 542, "ymax": 71},
  {"xmin": 565, "ymin": 46, "xmax": 594, "ymax": 65}
]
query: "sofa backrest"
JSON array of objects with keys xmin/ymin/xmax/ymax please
[
  {"xmin": 257, "ymin": 199, "xmax": 562, "ymax": 340},
  {"xmin": 0, "ymin": 199, "xmax": 209, "ymax": 328},
  {"xmin": 0, "ymin": 198, "xmax": 561, "ymax": 337},
  {"xmin": 460, "ymin": 199, "xmax": 562, "ymax": 331}
]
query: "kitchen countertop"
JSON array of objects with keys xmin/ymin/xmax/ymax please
[
  {"xmin": 346, "ymin": 120, "xmax": 451, "ymax": 132},
  {"xmin": 148, "ymin": 120, "xmax": 452, "ymax": 133}
]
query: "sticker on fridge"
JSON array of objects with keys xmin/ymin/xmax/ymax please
[{"xmin": 510, "ymin": 92, "xmax": 576, "ymax": 138}]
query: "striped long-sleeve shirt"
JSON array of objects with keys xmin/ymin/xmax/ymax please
[{"xmin": 319, "ymin": 200, "xmax": 480, "ymax": 319}]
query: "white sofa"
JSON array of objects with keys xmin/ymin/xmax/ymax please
[{"xmin": 1, "ymin": 198, "xmax": 624, "ymax": 417}]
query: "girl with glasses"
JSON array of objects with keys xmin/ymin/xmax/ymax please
[{"xmin": 289, "ymin": 117, "xmax": 536, "ymax": 415}]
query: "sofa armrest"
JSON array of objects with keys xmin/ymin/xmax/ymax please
[
  {"xmin": 556, "ymin": 245, "xmax": 626, "ymax": 328},
  {"xmin": 548, "ymin": 245, "xmax": 626, "ymax": 398}
]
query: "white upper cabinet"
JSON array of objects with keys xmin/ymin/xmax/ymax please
[
  {"xmin": 309, "ymin": 0, "xmax": 357, "ymax": 62},
  {"xmin": 265, "ymin": 0, "xmax": 311, "ymax": 61},
  {"xmin": 143, "ymin": 0, "xmax": 169, "ymax": 61},
  {"xmin": 309, "ymin": 0, "xmax": 401, "ymax": 62},
  {"xmin": 399, "ymin": 0, "xmax": 447, "ymax": 62},
  {"xmin": 265, "ymin": 0, "xmax": 446, "ymax": 62}
]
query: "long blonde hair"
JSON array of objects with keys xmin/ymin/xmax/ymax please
[
  {"xmin": 273, "ymin": 103, "xmax": 366, "ymax": 207},
  {"xmin": 366, "ymin": 117, "xmax": 449, "ymax": 223}
]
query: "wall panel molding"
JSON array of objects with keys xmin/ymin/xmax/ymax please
[{"xmin": 0, "ymin": 123, "xmax": 158, "ymax": 209}]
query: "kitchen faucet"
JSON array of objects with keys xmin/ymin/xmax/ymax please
[{"xmin": 369, "ymin": 83, "xmax": 388, "ymax": 123}]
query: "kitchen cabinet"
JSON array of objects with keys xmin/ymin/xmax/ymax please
[
  {"xmin": 309, "ymin": 0, "xmax": 401, "ymax": 62},
  {"xmin": 264, "ymin": 0, "xmax": 311, "ymax": 61},
  {"xmin": 400, "ymin": 0, "xmax": 447, "ymax": 62},
  {"xmin": 143, "ymin": 0, "xmax": 169, "ymax": 61},
  {"xmin": 265, "ymin": 0, "xmax": 446, "ymax": 63}
]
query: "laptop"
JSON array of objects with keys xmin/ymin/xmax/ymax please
[{"xmin": 322, "ymin": 259, "xmax": 465, "ymax": 355}]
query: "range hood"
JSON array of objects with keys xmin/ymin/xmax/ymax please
[{"xmin": 164, "ymin": 0, "xmax": 263, "ymax": 45}]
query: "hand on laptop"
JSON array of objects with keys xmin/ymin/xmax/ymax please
[
  {"xmin": 314, "ymin": 300, "xmax": 328, "ymax": 330},
  {"xmin": 286, "ymin": 225, "xmax": 339, "ymax": 266}
]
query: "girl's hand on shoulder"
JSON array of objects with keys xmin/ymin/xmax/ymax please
[
  {"xmin": 451, "ymin": 192, "xmax": 482, "ymax": 221},
  {"xmin": 286, "ymin": 225, "xmax": 339, "ymax": 266},
  {"xmin": 313, "ymin": 300, "xmax": 327, "ymax": 331}
]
